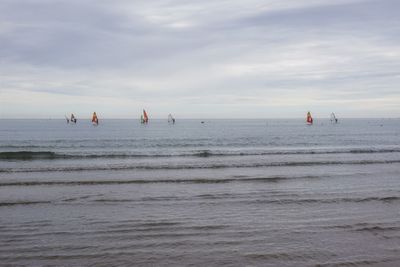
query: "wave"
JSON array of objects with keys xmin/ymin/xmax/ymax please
[
  {"xmin": 244, "ymin": 252, "xmax": 304, "ymax": 261},
  {"xmin": 2, "ymin": 195, "xmax": 397, "ymax": 207},
  {"xmin": 0, "ymin": 151, "xmax": 59, "ymax": 160},
  {"xmin": 0, "ymin": 175, "xmax": 319, "ymax": 187},
  {"xmin": 257, "ymin": 196, "xmax": 400, "ymax": 205},
  {"xmin": 1, "ymin": 159, "xmax": 400, "ymax": 173},
  {"xmin": 2, "ymin": 147, "xmax": 400, "ymax": 160},
  {"xmin": 315, "ymin": 259, "xmax": 389, "ymax": 267},
  {"xmin": 0, "ymin": 196, "xmax": 397, "ymax": 210},
  {"xmin": 0, "ymin": 201, "xmax": 51, "ymax": 206}
]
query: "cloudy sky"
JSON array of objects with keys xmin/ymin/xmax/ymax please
[{"xmin": 0, "ymin": 0, "xmax": 399, "ymax": 118}]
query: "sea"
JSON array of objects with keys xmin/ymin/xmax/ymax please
[{"xmin": 0, "ymin": 118, "xmax": 399, "ymax": 267}]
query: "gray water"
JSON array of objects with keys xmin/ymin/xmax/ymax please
[{"xmin": 0, "ymin": 119, "xmax": 399, "ymax": 266}]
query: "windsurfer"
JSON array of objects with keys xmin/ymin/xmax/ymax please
[
  {"xmin": 92, "ymin": 112, "xmax": 99, "ymax": 125},
  {"xmin": 71, "ymin": 114, "xmax": 77, "ymax": 123},
  {"xmin": 307, "ymin": 112, "xmax": 313, "ymax": 125}
]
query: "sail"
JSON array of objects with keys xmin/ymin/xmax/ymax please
[
  {"xmin": 307, "ymin": 112, "xmax": 313, "ymax": 124},
  {"xmin": 143, "ymin": 110, "xmax": 149, "ymax": 123},
  {"xmin": 330, "ymin": 112, "xmax": 338, "ymax": 123},
  {"xmin": 71, "ymin": 113, "xmax": 76, "ymax": 123},
  {"xmin": 92, "ymin": 112, "xmax": 98, "ymax": 125},
  {"xmin": 168, "ymin": 114, "xmax": 175, "ymax": 124}
]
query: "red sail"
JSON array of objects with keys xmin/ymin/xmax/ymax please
[
  {"xmin": 143, "ymin": 110, "xmax": 149, "ymax": 123},
  {"xmin": 306, "ymin": 112, "xmax": 313, "ymax": 124},
  {"xmin": 92, "ymin": 112, "xmax": 98, "ymax": 124}
]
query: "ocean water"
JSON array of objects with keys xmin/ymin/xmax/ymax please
[{"xmin": 0, "ymin": 118, "xmax": 399, "ymax": 266}]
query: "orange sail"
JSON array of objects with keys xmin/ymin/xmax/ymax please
[
  {"xmin": 92, "ymin": 112, "xmax": 98, "ymax": 125},
  {"xmin": 306, "ymin": 111, "xmax": 313, "ymax": 124},
  {"xmin": 143, "ymin": 110, "xmax": 149, "ymax": 123}
]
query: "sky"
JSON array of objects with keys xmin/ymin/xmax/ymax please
[{"xmin": 0, "ymin": 0, "xmax": 399, "ymax": 119}]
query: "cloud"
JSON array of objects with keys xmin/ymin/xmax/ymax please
[{"xmin": 0, "ymin": 0, "xmax": 399, "ymax": 118}]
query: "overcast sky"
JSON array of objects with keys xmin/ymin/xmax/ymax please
[{"xmin": 1, "ymin": 0, "xmax": 399, "ymax": 118}]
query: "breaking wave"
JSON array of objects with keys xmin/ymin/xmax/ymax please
[{"xmin": 1, "ymin": 147, "xmax": 400, "ymax": 160}]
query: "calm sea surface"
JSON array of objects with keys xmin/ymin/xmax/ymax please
[{"xmin": 0, "ymin": 119, "xmax": 399, "ymax": 266}]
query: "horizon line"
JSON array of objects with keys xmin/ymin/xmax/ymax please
[{"xmin": 0, "ymin": 117, "xmax": 399, "ymax": 120}]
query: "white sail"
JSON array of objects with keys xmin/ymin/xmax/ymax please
[{"xmin": 168, "ymin": 114, "xmax": 175, "ymax": 124}]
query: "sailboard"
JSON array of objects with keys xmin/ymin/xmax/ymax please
[
  {"xmin": 168, "ymin": 114, "xmax": 175, "ymax": 124},
  {"xmin": 71, "ymin": 113, "xmax": 77, "ymax": 124},
  {"xmin": 142, "ymin": 110, "xmax": 149, "ymax": 124},
  {"xmin": 330, "ymin": 112, "xmax": 338, "ymax": 124},
  {"xmin": 92, "ymin": 112, "xmax": 99, "ymax": 126},
  {"xmin": 306, "ymin": 111, "xmax": 313, "ymax": 125}
]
